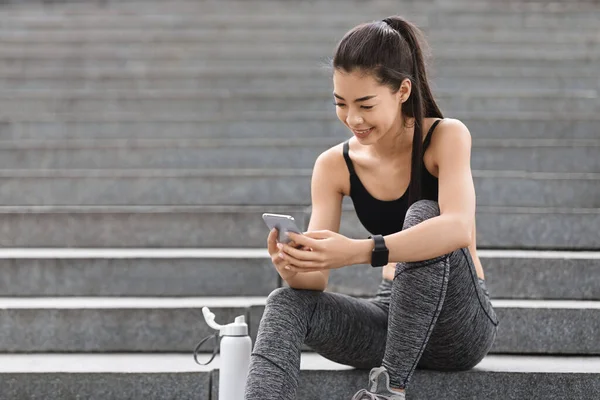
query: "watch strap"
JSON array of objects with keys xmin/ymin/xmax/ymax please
[{"xmin": 368, "ymin": 234, "xmax": 389, "ymax": 267}]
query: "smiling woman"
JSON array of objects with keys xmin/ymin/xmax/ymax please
[
  {"xmin": 333, "ymin": 90, "xmax": 378, "ymax": 138},
  {"xmin": 246, "ymin": 15, "xmax": 498, "ymax": 400},
  {"xmin": 331, "ymin": 17, "xmax": 444, "ymax": 208}
]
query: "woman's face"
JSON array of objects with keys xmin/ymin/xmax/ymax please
[{"xmin": 333, "ymin": 69, "xmax": 409, "ymax": 143}]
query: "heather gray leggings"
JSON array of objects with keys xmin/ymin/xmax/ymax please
[{"xmin": 245, "ymin": 200, "xmax": 499, "ymax": 399}]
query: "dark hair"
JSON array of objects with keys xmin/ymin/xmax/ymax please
[{"xmin": 331, "ymin": 16, "xmax": 444, "ymax": 207}]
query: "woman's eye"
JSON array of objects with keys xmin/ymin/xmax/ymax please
[{"xmin": 333, "ymin": 102, "xmax": 373, "ymax": 110}]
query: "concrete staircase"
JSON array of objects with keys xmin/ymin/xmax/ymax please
[{"xmin": 0, "ymin": 0, "xmax": 599, "ymax": 399}]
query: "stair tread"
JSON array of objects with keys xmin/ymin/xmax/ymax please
[
  {"xmin": 0, "ymin": 296, "xmax": 598, "ymax": 309},
  {"xmin": 0, "ymin": 353, "xmax": 598, "ymax": 374},
  {"xmin": 0, "ymin": 248, "xmax": 598, "ymax": 259}
]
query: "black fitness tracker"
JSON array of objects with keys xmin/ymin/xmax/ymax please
[{"xmin": 368, "ymin": 234, "xmax": 389, "ymax": 267}]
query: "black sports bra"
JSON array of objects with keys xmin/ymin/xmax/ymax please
[{"xmin": 342, "ymin": 119, "xmax": 442, "ymax": 236}]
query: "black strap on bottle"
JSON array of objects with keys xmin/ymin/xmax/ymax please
[{"xmin": 193, "ymin": 332, "xmax": 221, "ymax": 366}]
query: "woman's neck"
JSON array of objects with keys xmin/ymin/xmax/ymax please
[{"xmin": 366, "ymin": 119, "xmax": 416, "ymax": 162}]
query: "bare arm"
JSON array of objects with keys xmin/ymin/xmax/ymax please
[
  {"xmin": 284, "ymin": 147, "xmax": 344, "ymax": 291},
  {"xmin": 350, "ymin": 119, "xmax": 475, "ymax": 265}
]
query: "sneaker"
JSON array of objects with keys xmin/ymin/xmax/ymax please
[{"xmin": 350, "ymin": 366, "xmax": 406, "ymax": 400}]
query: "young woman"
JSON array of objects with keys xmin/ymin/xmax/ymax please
[{"xmin": 244, "ymin": 16, "xmax": 499, "ymax": 400}]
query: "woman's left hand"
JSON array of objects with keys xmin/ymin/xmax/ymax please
[{"xmin": 276, "ymin": 230, "xmax": 358, "ymax": 272}]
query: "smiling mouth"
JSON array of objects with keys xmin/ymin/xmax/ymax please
[{"xmin": 352, "ymin": 127, "xmax": 374, "ymax": 135}]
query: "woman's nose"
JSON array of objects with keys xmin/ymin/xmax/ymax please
[{"xmin": 347, "ymin": 114, "xmax": 364, "ymax": 126}]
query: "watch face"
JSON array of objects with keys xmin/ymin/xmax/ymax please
[
  {"xmin": 370, "ymin": 235, "xmax": 388, "ymax": 267},
  {"xmin": 372, "ymin": 249, "xmax": 389, "ymax": 267}
]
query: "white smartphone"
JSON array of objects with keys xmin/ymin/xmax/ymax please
[{"xmin": 262, "ymin": 213, "xmax": 303, "ymax": 244}]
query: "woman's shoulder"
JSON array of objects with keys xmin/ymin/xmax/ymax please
[
  {"xmin": 312, "ymin": 140, "xmax": 352, "ymax": 197},
  {"xmin": 315, "ymin": 140, "xmax": 347, "ymax": 165},
  {"xmin": 427, "ymin": 117, "xmax": 471, "ymax": 148},
  {"xmin": 426, "ymin": 117, "xmax": 473, "ymax": 169},
  {"xmin": 431, "ymin": 117, "xmax": 465, "ymax": 130}
]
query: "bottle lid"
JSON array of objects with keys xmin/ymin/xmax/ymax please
[
  {"xmin": 202, "ymin": 307, "xmax": 249, "ymax": 337},
  {"xmin": 220, "ymin": 315, "xmax": 249, "ymax": 337}
]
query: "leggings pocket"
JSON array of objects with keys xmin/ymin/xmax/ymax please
[
  {"xmin": 460, "ymin": 248, "xmax": 500, "ymax": 326},
  {"xmin": 478, "ymin": 281, "xmax": 499, "ymax": 326}
]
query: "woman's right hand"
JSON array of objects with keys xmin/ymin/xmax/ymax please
[{"xmin": 267, "ymin": 228, "xmax": 301, "ymax": 281}]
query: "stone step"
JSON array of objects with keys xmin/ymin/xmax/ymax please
[
  {"xmin": 0, "ymin": 28, "xmax": 598, "ymax": 45},
  {"xmin": 0, "ymin": 353, "xmax": 211, "ymax": 400},
  {"xmin": 0, "ymin": 248, "xmax": 282, "ymax": 297},
  {"xmin": 0, "ymin": 205, "xmax": 597, "ymax": 249},
  {"xmin": 6, "ymin": 2, "xmax": 429, "ymax": 17},
  {"xmin": 3, "ymin": 0, "xmax": 599, "ymax": 14},
  {"xmin": 3, "ymin": 41, "xmax": 600, "ymax": 57},
  {"xmin": 0, "ymin": 73, "xmax": 598, "ymax": 92},
  {"xmin": 215, "ymin": 353, "xmax": 600, "ymax": 400},
  {"xmin": 1, "ymin": 138, "xmax": 597, "ymax": 173},
  {"xmin": 0, "ymin": 12, "xmax": 598, "ymax": 31},
  {"xmin": 0, "ymin": 296, "xmax": 597, "ymax": 353},
  {"xmin": 0, "ymin": 112, "xmax": 599, "ymax": 140},
  {"xmin": 0, "ymin": 353, "xmax": 598, "ymax": 400},
  {"xmin": 2, "ymin": 64, "xmax": 598, "ymax": 80},
  {"xmin": 0, "ymin": 71, "xmax": 597, "ymax": 93},
  {"xmin": 2, "ymin": 0, "xmax": 599, "ymax": 14},
  {"xmin": 0, "ymin": 89, "xmax": 596, "ymax": 114},
  {"xmin": 0, "ymin": 248, "xmax": 597, "ymax": 300},
  {"xmin": 1, "ymin": 45, "xmax": 599, "ymax": 63},
  {"xmin": 0, "ymin": 169, "xmax": 597, "ymax": 208},
  {"xmin": 1, "ymin": 56, "xmax": 596, "ymax": 71}
]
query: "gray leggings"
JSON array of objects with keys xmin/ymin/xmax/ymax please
[{"xmin": 244, "ymin": 200, "xmax": 499, "ymax": 399}]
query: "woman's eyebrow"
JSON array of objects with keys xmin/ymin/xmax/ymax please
[{"xmin": 333, "ymin": 93, "xmax": 378, "ymax": 103}]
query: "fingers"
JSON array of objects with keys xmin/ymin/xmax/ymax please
[
  {"xmin": 272, "ymin": 254, "xmax": 323, "ymax": 274},
  {"xmin": 267, "ymin": 228, "xmax": 279, "ymax": 254},
  {"xmin": 271, "ymin": 253, "xmax": 286, "ymax": 270},
  {"xmin": 268, "ymin": 228, "xmax": 302, "ymax": 250},
  {"xmin": 271, "ymin": 246, "xmax": 302, "ymax": 268},
  {"xmin": 301, "ymin": 230, "xmax": 331, "ymax": 240},
  {"xmin": 268, "ymin": 231, "xmax": 293, "ymax": 268},
  {"xmin": 277, "ymin": 242, "xmax": 318, "ymax": 261},
  {"xmin": 283, "ymin": 262, "xmax": 325, "ymax": 273},
  {"xmin": 276, "ymin": 248, "xmax": 323, "ymax": 270},
  {"xmin": 285, "ymin": 232, "xmax": 318, "ymax": 250},
  {"xmin": 269, "ymin": 228, "xmax": 319, "ymax": 273}
]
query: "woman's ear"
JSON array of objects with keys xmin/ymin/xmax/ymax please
[{"xmin": 398, "ymin": 78, "xmax": 411, "ymax": 103}]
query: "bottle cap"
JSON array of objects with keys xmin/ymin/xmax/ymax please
[
  {"xmin": 220, "ymin": 315, "xmax": 249, "ymax": 336},
  {"xmin": 202, "ymin": 307, "xmax": 249, "ymax": 337}
]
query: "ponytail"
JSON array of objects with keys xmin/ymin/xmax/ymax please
[
  {"xmin": 380, "ymin": 17, "xmax": 444, "ymax": 206},
  {"xmin": 333, "ymin": 15, "xmax": 443, "ymax": 206}
]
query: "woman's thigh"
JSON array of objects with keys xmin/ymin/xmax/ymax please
[
  {"xmin": 300, "ymin": 288, "xmax": 390, "ymax": 369},
  {"xmin": 418, "ymin": 248, "xmax": 499, "ymax": 370}
]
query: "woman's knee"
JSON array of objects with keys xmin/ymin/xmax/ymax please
[
  {"xmin": 266, "ymin": 287, "xmax": 293, "ymax": 303},
  {"xmin": 261, "ymin": 287, "xmax": 323, "ymax": 341},
  {"xmin": 403, "ymin": 200, "xmax": 440, "ymax": 230},
  {"xmin": 266, "ymin": 286, "xmax": 323, "ymax": 311}
]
